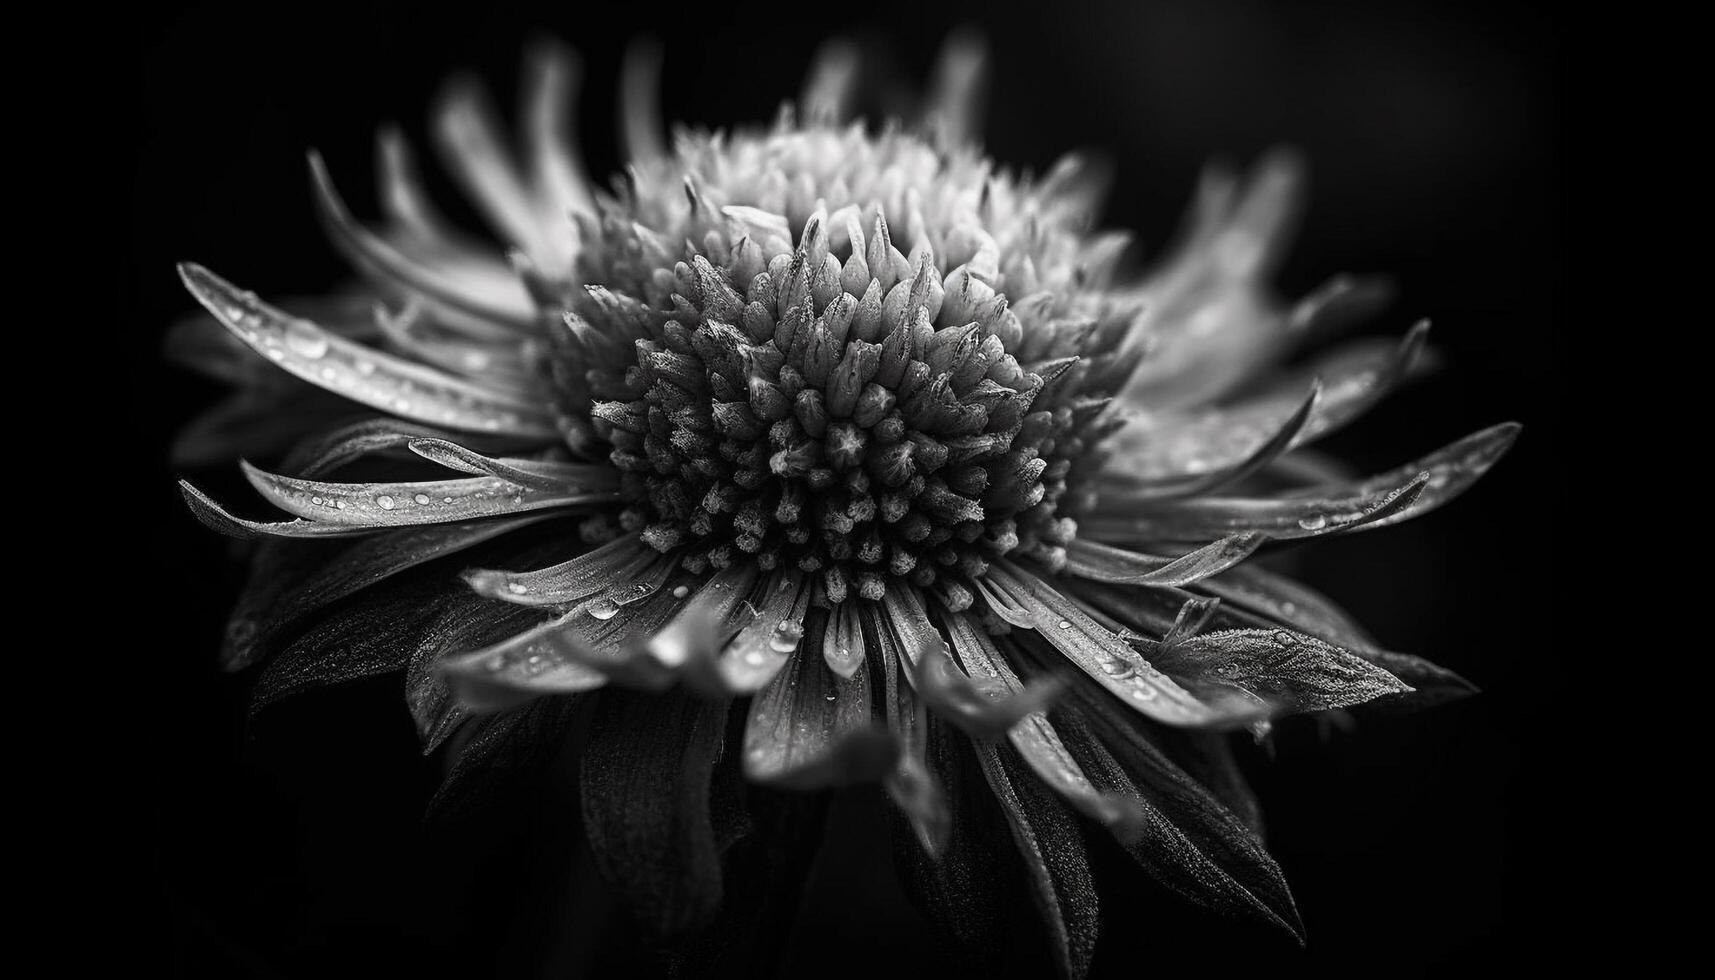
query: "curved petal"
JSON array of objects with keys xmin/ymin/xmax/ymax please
[
  {"xmin": 179, "ymin": 263, "xmax": 553, "ymax": 436},
  {"xmin": 227, "ymin": 514, "xmax": 559, "ymax": 670},
  {"xmin": 581, "ymin": 688, "xmax": 728, "ymax": 940},
  {"xmin": 238, "ymin": 460, "xmax": 615, "ymax": 528},
  {"xmin": 742, "ymin": 610, "xmax": 893, "ymax": 787},
  {"xmin": 984, "ymin": 562, "xmax": 1255, "ymax": 728},
  {"xmin": 1061, "ymin": 534, "xmax": 1266, "ymax": 588}
]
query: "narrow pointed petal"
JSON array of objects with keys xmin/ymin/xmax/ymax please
[
  {"xmin": 1285, "ymin": 422, "xmax": 1521, "ymax": 531},
  {"xmin": 463, "ymin": 532, "xmax": 663, "ymax": 607},
  {"xmin": 925, "ymin": 29, "xmax": 989, "ymax": 147},
  {"xmin": 868, "ymin": 602, "xmax": 952, "ymax": 857},
  {"xmin": 914, "ymin": 609, "xmax": 1065, "ymax": 739},
  {"xmin": 1107, "ymin": 383, "xmax": 1321, "ymax": 498},
  {"xmin": 180, "ymin": 480, "xmax": 373, "ymax": 540},
  {"xmin": 985, "ymin": 562, "xmax": 1254, "ymax": 728},
  {"xmin": 1062, "ymin": 535, "xmax": 1266, "ymax": 588},
  {"xmin": 800, "ymin": 39, "xmax": 860, "ymax": 125},
  {"xmin": 228, "ymin": 514, "xmax": 558, "ymax": 670},
  {"xmin": 179, "ymin": 263, "xmax": 553, "ymax": 436},
  {"xmin": 308, "ymin": 154, "xmax": 538, "ymax": 331},
  {"xmin": 942, "ymin": 613, "xmax": 1144, "ymax": 842},
  {"xmin": 407, "ymin": 437, "xmax": 618, "ymax": 492},
  {"xmin": 619, "ymin": 39, "xmax": 666, "ymax": 164},
  {"xmin": 522, "ymin": 38, "xmax": 596, "ymax": 218},
  {"xmin": 1153, "ymin": 628, "xmax": 1412, "ymax": 713},
  {"xmin": 973, "ymin": 740, "xmax": 1100, "ymax": 980},
  {"xmin": 714, "ymin": 569, "xmax": 811, "ymax": 693},
  {"xmin": 743, "ymin": 613, "xmax": 893, "ymax": 787},
  {"xmin": 238, "ymin": 459, "xmax": 615, "ymax": 528},
  {"xmin": 432, "ymin": 77, "xmax": 558, "ymax": 263},
  {"xmin": 1084, "ymin": 469, "xmax": 1430, "ymax": 543},
  {"xmin": 1050, "ymin": 709, "xmax": 1305, "ymax": 943},
  {"xmin": 278, "ymin": 417, "xmax": 457, "ymax": 478},
  {"xmin": 581, "ymin": 688, "xmax": 728, "ymax": 940},
  {"xmin": 1199, "ymin": 561, "xmax": 1383, "ymax": 652},
  {"xmin": 1112, "ymin": 323, "xmax": 1429, "ymax": 481}
]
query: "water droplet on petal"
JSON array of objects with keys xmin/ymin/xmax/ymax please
[
  {"xmin": 1298, "ymin": 513, "xmax": 1327, "ymax": 531},
  {"xmin": 414, "ymin": 493, "xmax": 431, "ymax": 505},
  {"xmin": 283, "ymin": 319, "xmax": 329, "ymax": 358},
  {"xmin": 768, "ymin": 622, "xmax": 804, "ymax": 654},
  {"xmin": 506, "ymin": 582, "xmax": 528, "ymax": 595},
  {"xmin": 672, "ymin": 585, "xmax": 690, "ymax": 598},
  {"xmin": 376, "ymin": 495, "xmax": 395, "ymax": 510},
  {"xmin": 586, "ymin": 597, "xmax": 620, "ymax": 621}
]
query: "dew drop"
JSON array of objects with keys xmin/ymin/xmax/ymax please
[
  {"xmin": 1057, "ymin": 619, "xmax": 1072, "ymax": 630},
  {"xmin": 1298, "ymin": 513, "xmax": 1327, "ymax": 531},
  {"xmin": 506, "ymin": 582, "xmax": 528, "ymax": 595},
  {"xmin": 376, "ymin": 495, "xmax": 395, "ymax": 510},
  {"xmin": 672, "ymin": 585, "xmax": 690, "ymax": 598},
  {"xmin": 354, "ymin": 359, "xmax": 376, "ymax": 376},
  {"xmin": 283, "ymin": 319, "xmax": 329, "ymax": 358},
  {"xmin": 586, "ymin": 597, "xmax": 620, "ymax": 621},
  {"xmin": 768, "ymin": 622, "xmax": 804, "ymax": 654},
  {"xmin": 414, "ymin": 493, "xmax": 431, "ymax": 505}
]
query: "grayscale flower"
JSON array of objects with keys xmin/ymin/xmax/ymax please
[{"xmin": 173, "ymin": 33, "xmax": 1517, "ymax": 976}]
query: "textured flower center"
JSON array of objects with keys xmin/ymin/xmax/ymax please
[{"xmin": 558, "ymin": 200, "xmax": 1086, "ymax": 608}]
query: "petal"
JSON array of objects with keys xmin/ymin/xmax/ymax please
[
  {"xmin": 180, "ymin": 480, "xmax": 373, "ymax": 540},
  {"xmin": 942, "ymin": 613, "xmax": 1143, "ymax": 842},
  {"xmin": 1082, "ymin": 469, "xmax": 1431, "ymax": 543},
  {"xmin": 915, "ymin": 607, "xmax": 1066, "ymax": 739},
  {"xmin": 406, "ymin": 437, "xmax": 617, "ymax": 492},
  {"xmin": 437, "ymin": 612, "xmax": 611, "ymax": 713},
  {"xmin": 463, "ymin": 531, "xmax": 665, "ymax": 607},
  {"xmin": 972, "ymin": 739, "xmax": 1100, "ymax": 980},
  {"xmin": 1153, "ymin": 628, "xmax": 1412, "ymax": 713},
  {"xmin": 618, "ymin": 39, "xmax": 666, "ymax": 165},
  {"xmin": 866, "ymin": 602, "xmax": 951, "ymax": 857},
  {"xmin": 1283, "ymin": 422, "xmax": 1521, "ymax": 532},
  {"xmin": 984, "ymin": 562, "xmax": 1253, "ymax": 728},
  {"xmin": 426, "ymin": 695, "xmax": 577, "ymax": 823},
  {"xmin": 431, "ymin": 77, "xmax": 566, "ymax": 267},
  {"xmin": 1061, "ymin": 534, "xmax": 1266, "ymax": 588},
  {"xmin": 742, "ymin": 610, "xmax": 894, "ymax": 788},
  {"xmin": 925, "ymin": 29, "xmax": 988, "ymax": 148},
  {"xmin": 321, "ymin": 146, "xmax": 538, "ymax": 335},
  {"xmin": 1104, "ymin": 382, "xmax": 1321, "ymax": 496},
  {"xmin": 1110, "ymin": 322, "xmax": 1429, "ymax": 482},
  {"xmin": 1050, "ymin": 709, "xmax": 1304, "ymax": 943},
  {"xmin": 522, "ymin": 38, "xmax": 596, "ymax": 220},
  {"xmin": 226, "ymin": 514, "xmax": 559, "ymax": 670},
  {"xmin": 580, "ymin": 688, "xmax": 728, "ymax": 940},
  {"xmin": 799, "ymin": 39, "xmax": 860, "ymax": 124},
  {"xmin": 178, "ymin": 263, "xmax": 553, "ymax": 436},
  {"xmin": 238, "ymin": 459, "xmax": 615, "ymax": 528},
  {"xmin": 709, "ymin": 569, "xmax": 812, "ymax": 694}
]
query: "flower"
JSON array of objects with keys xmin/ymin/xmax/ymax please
[{"xmin": 173, "ymin": 33, "xmax": 1517, "ymax": 976}]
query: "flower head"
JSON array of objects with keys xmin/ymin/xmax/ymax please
[{"xmin": 174, "ymin": 34, "xmax": 1517, "ymax": 974}]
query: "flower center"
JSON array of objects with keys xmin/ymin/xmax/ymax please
[{"xmin": 563, "ymin": 207, "xmax": 1083, "ymax": 608}]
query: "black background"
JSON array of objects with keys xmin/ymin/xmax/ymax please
[{"xmin": 125, "ymin": 1, "xmax": 1559, "ymax": 976}]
